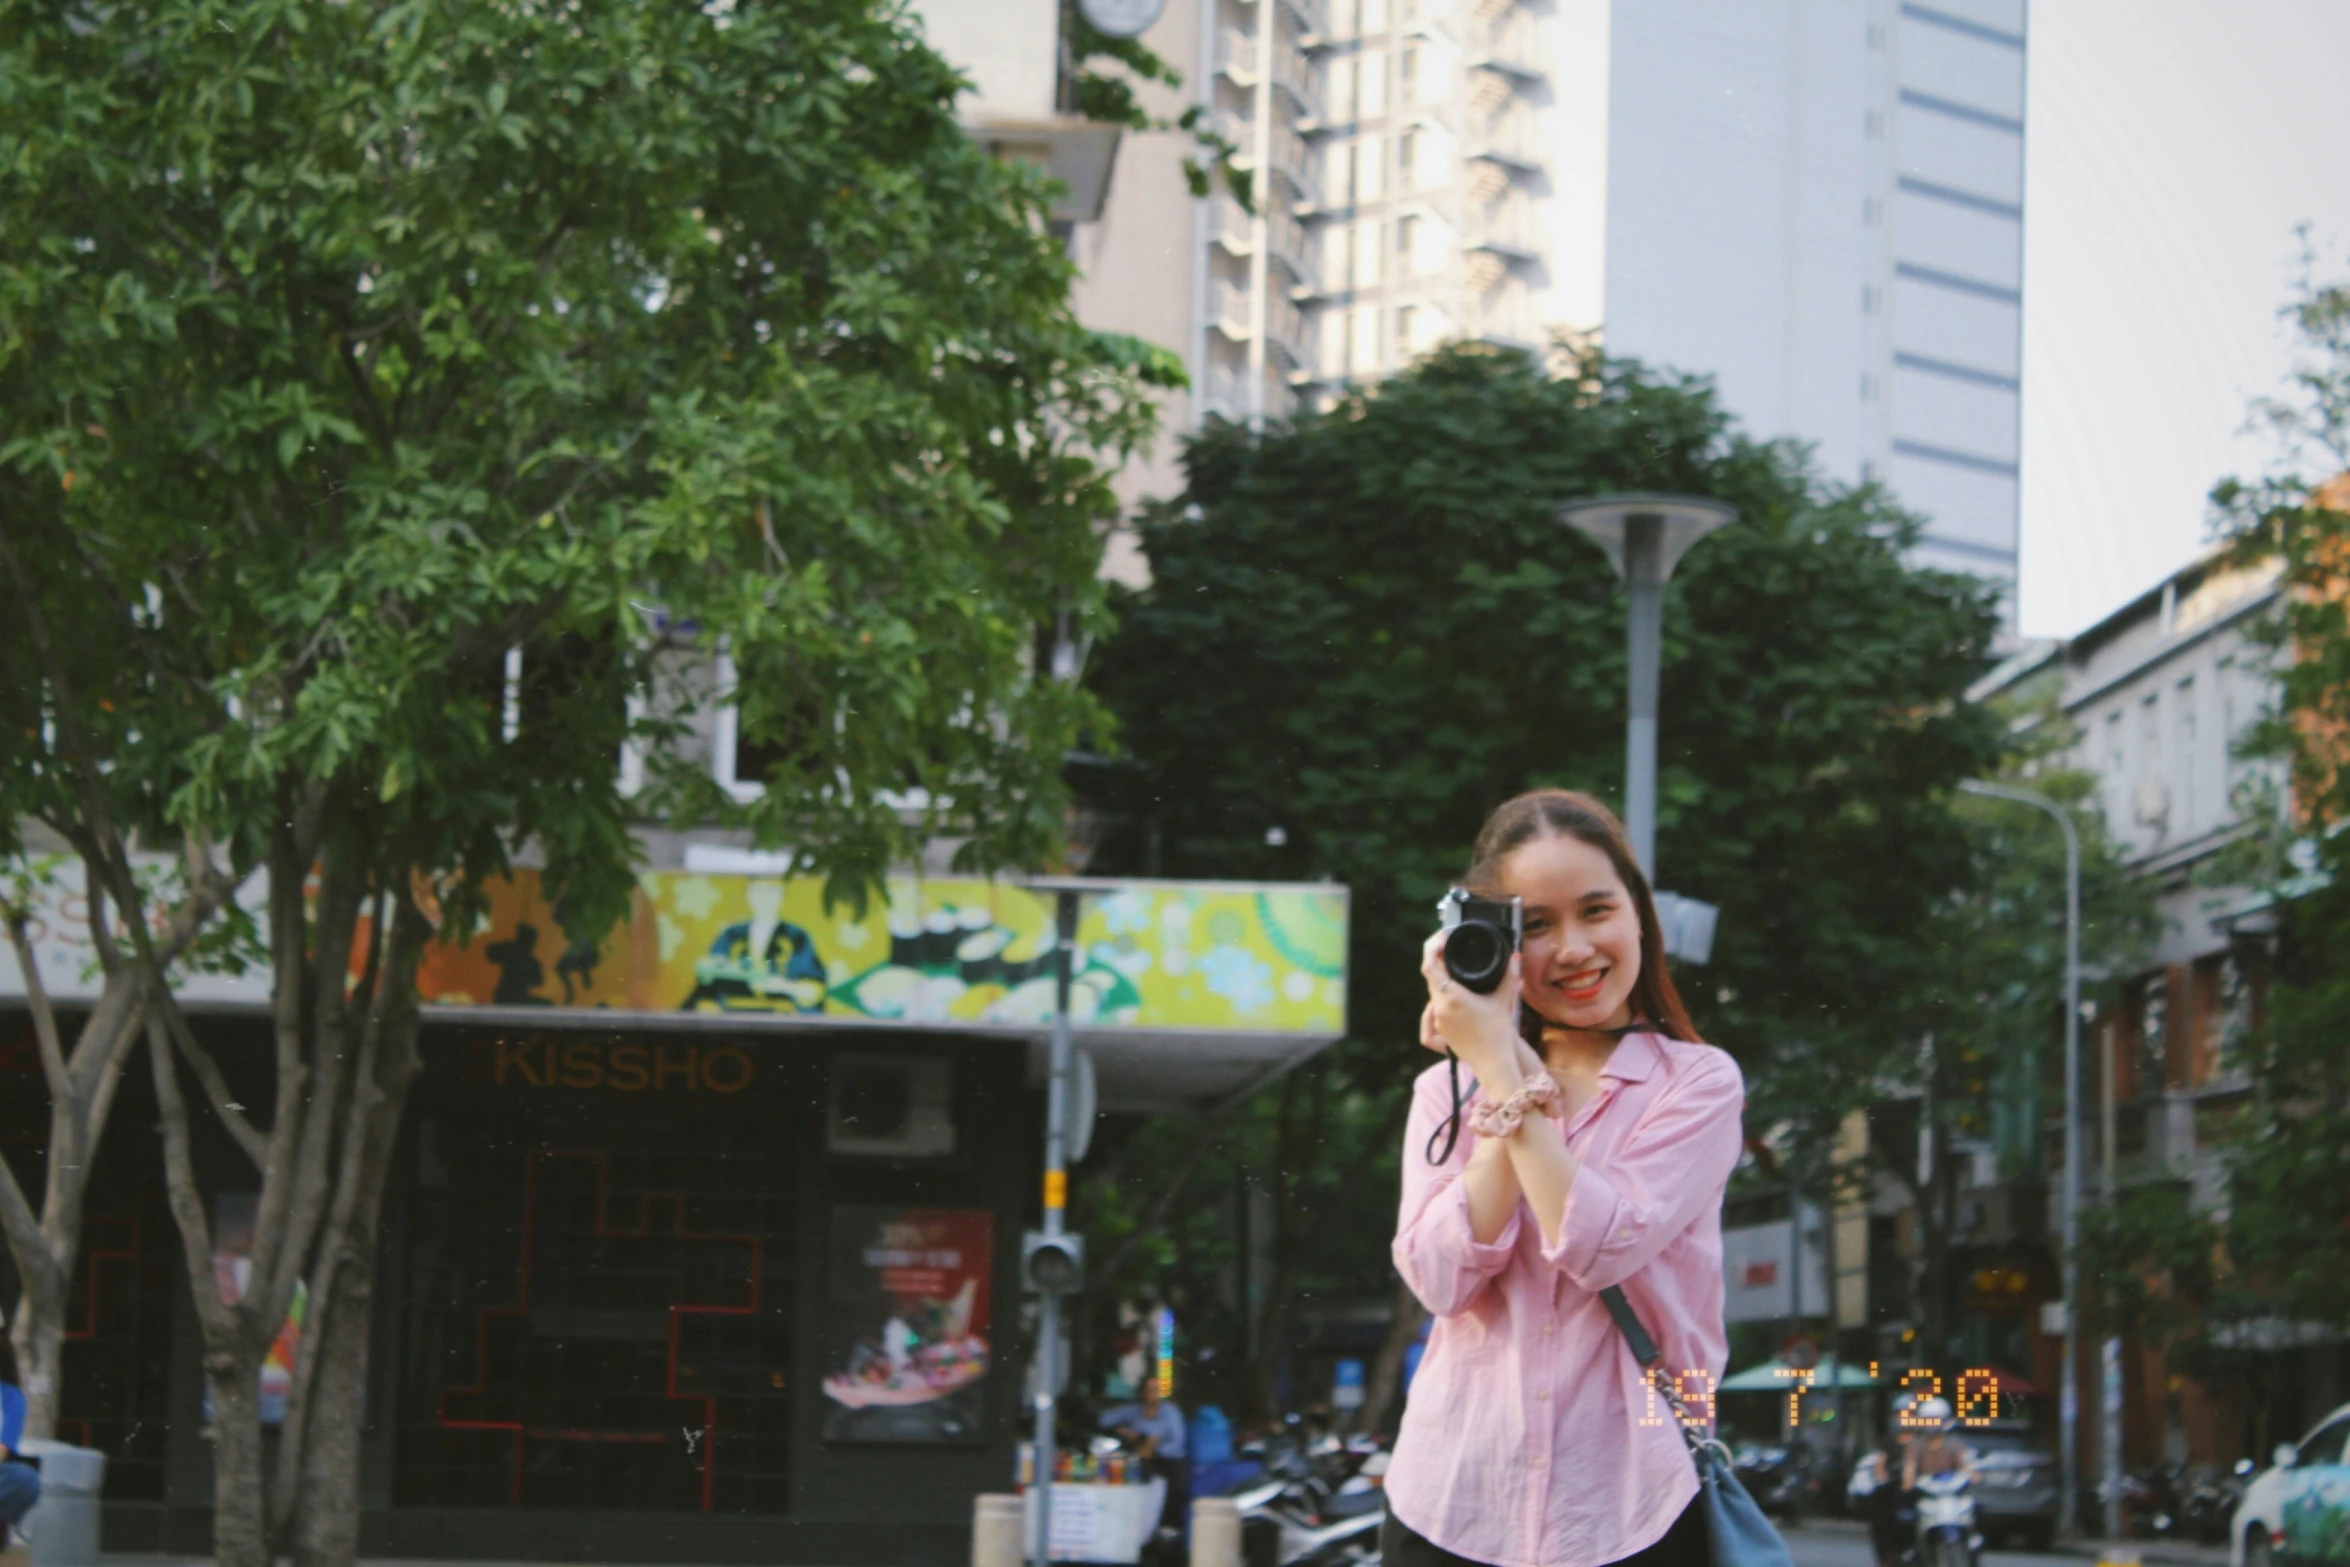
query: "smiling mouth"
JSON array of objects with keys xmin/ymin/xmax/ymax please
[{"xmin": 1558, "ymin": 969, "xmax": 1608, "ymax": 1002}]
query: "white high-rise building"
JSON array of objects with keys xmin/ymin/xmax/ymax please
[
  {"xmin": 1194, "ymin": 0, "xmax": 1552, "ymax": 424},
  {"xmin": 932, "ymin": 0, "xmax": 2025, "ymax": 606},
  {"xmin": 1554, "ymin": 0, "xmax": 2027, "ymax": 606}
]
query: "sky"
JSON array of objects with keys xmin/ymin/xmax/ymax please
[{"xmin": 2018, "ymin": 0, "xmax": 2350, "ymax": 637}]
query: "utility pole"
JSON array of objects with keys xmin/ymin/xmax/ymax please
[
  {"xmin": 1956, "ymin": 779, "xmax": 2085, "ymax": 1538},
  {"xmin": 1025, "ymin": 884, "xmax": 1086, "ymax": 1567}
]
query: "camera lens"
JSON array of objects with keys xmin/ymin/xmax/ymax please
[{"xmin": 1443, "ymin": 921, "xmax": 1509, "ymax": 994}]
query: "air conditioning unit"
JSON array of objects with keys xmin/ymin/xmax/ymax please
[{"xmin": 826, "ymin": 1052, "xmax": 956, "ymax": 1158}]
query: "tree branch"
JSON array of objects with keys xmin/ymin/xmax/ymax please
[
  {"xmin": 158, "ymin": 990, "xmax": 269, "ymax": 1167},
  {"xmin": 146, "ymin": 1014, "xmax": 237, "ymax": 1343},
  {"xmin": 3, "ymin": 910, "xmax": 71, "ymax": 1107}
]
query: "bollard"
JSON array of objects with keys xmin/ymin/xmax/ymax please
[
  {"xmin": 973, "ymin": 1493, "xmax": 1025, "ymax": 1567},
  {"xmin": 1191, "ymin": 1497, "xmax": 1240, "ymax": 1567},
  {"xmin": 16, "ymin": 1441, "xmax": 105, "ymax": 1567}
]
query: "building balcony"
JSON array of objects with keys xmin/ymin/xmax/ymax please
[
  {"xmin": 1468, "ymin": 12, "xmax": 1546, "ymax": 82},
  {"xmin": 1213, "ymin": 113, "xmax": 1324, "ymax": 210},
  {"xmin": 1209, "ymin": 280, "xmax": 1313, "ymax": 374},
  {"xmin": 1466, "ymin": 286, "xmax": 1541, "ymax": 351},
  {"xmin": 1466, "ymin": 105, "xmax": 1544, "ymax": 174},
  {"xmin": 1465, "ymin": 196, "xmax": 1541, "ymax": 263},
  {"xmin": 1218, "ymin": 29, "xmax": 1324, "ymax": 125},
  {"xmin": 1211, "ymin": 198, "xmax": 1314, "ymax": 284},
  {"xmin": 1201, "ymin": 359, "xmax": 1251, "ymax": 423}
]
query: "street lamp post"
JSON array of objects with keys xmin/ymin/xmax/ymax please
[
  {"xmin": 1957, "ymin": 779, "xmax": 2085, "ymax": 1540},
  {"xmin": 1557, "ymin": 495, "xmax": 1738, "ymax": 874},
  {"xmin": 1021, "ymin": 881, "xmax": 1088, "ymax": 1567}
]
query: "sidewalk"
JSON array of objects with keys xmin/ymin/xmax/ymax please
[
  {"xmin": 1787, "ymin": 1514, "xmax": 2231, "ymax": 1567},
  {"xmin": 2057, "ymin": 1539, "xmax": 2231, "ymax": 1567}
]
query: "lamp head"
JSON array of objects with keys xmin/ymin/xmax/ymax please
[{"xmin": 1557, "ymin": 493, "xmax": 1738, "ymax": 585}]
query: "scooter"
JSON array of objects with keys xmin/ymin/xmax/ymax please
[
  {"xmin": 1231, "ymin": 1475, "xmax": 1382, "ymax": 1567},
  {"xmin": 1912, "ymin": 1470, "xmax": 1981, "ymax": 1567}
]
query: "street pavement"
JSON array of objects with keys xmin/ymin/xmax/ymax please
[{"xmin": 1784, "ymin": 1519, "xmax": 2232, "ymax": 1567}]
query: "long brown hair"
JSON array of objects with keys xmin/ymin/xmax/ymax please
[{"xmin": 1463, "ymin": 788, "xmax": 1703, "ymax": 1044}]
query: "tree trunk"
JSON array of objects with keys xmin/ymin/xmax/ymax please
[
  {"xmin": 1249, "ymin": 1066, "xmax": 1325, "ymax": 1425},
  {"xmin": 285, "ymin": 1012, "xmax": 421, "ymax": 1567},
  {"xmin": 205, "ymin": 1354, "xmax": 272, "ymax": 1567},
  {"xmin": 1355, "ymin": 1274, "xmax": 1426, "ymax": 1438},
  {"xmin": 7, "ymin": 1263, "xmax": 66, "ymax": 1443},
  {"xmin": 287, "ymin": 1259, "xmax": 372, "ymax": 1567}
]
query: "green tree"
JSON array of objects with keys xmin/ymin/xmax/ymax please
[
  {"xmin": 1076, "ymin": 345, "xmax": 2013, "ymax": 1415},
  {"xmin": 0, "ymin": 1, "xmax": 1164, "ymax": 1562},
  {"xmin": 1878, "ymin": 746, "xmax": 2159, "ymax": 1367},
  {"xmin": 2203, "ymin": 240, "xmax": 2350, "ymax": 1342}
]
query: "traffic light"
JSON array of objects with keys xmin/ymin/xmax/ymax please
[{"xmin": 1022, "ymin": 1231, "xmax": 1085, "ymax": 1294}]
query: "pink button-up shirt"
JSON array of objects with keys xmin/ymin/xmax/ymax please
[{"xmin": 1386, "ymin": 1030, "xmax": 1746, "ymax": 1567}]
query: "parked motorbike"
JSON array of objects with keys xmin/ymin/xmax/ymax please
[
  {"xmin": 2178, "ymin": 1460, "xmax": 2254, "ymax": 1545},
  {"xmin": 1232, "ymin": 1426, "xmax": 1388, "ymax": 1567},
  {"xmin": 2119, "ymin": 1461, "xmax": 2185, "ymax": 1538},
  {"xmin": 1912, "ymin": 1470, "xmax": 1981, "ymax": 1567}
]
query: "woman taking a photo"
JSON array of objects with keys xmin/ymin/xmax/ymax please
[{"xmin": 1386, "ymin": 790, "xmax": 1745, "ymax": 1567}]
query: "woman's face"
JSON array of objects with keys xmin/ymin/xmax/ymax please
[{"xmin": 1494, "ymin": 831, "xmax": 1643, "ymax": 1032}]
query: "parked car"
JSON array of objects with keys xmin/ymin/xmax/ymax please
[
  {"xmin": 1964, "ymin": 1423, "xmax": 2060, "ymax": 1551},
  {"xmin": 2233, "ymin": 1403, "xmax": 2350, "ymax": 1567}
]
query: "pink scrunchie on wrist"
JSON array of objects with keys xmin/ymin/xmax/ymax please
[{"xmin": 1468, "ymin": 1071, "xmax": 1559, "ymax": 1138}]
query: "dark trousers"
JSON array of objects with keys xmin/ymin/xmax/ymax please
[
  {"xmin": 0, "ymin": 1460, "xmax": 40, "ymax": 1532},
  {"xmin": 1381, "ymin": 1492, "xmax": 1707, "ymax": 1567},
  {"xmin": 1866, "ymin": 1489, "xmax": 1915, "ymax": 1567},
  {"xmin": 1146, "ymin": 1456, "xmax": 1189, "ymax": 1536}
]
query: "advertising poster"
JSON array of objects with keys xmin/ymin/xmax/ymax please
[{"xmin": 822, "ymin": 1207, "xmax": 993, "ymax": 1445}]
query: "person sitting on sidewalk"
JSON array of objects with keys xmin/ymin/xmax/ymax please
[
  {"xmin": 1099, "ymin": 1380, "xmax": 1189, "ymax": 1530},
  {"xmin": 0, "ymin": 1337, "xmax": 42, "ymax": 1551}
]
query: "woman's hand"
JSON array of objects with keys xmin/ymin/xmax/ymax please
[{"xmin": 1419, "ymin": 932, "xmax": 1525, "ymax": 1091}]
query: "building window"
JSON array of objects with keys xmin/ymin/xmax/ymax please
[
  {"xmin": 1352, "ymin": 219, "xmax": 1383, "ymax": 288},
  {"xmin": 713, "ymin": 648, "xmax": 823, "ymax": 802},
  {"xmin": 1397, "ymin": 129, "xmax": 1419, "ymax": 191},
  {"xmin": 2134, "ymin": 692, "xmax": 2165, "ymax": 832},
  {"xmin": 1349, "ymin": 304, "xmax": 1380, "ymax": 372},
  {"xmin": 2175, "ymin": 676, "xmax": 2198, "ymax": 832},
  {"xmin": 2101, "ymin": 710, "xmax": 2124, "ymax": 822},
  {"xmin": 2140, "ymin": 974, "xmax": 2170, "ymax": 1093},
  {"xmin": 1399, "ymin": 45, "xmax": 1420, "ymax": 104}
]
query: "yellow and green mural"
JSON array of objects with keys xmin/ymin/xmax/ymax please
[{"xmin": 411, "ymin": 872, "xmax": 1348, "ymax": 1037}]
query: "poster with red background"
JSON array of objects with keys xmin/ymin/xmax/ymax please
[{"xmin": 822, "ymin": 1207, "xmax": 993, "ymax": 1445}]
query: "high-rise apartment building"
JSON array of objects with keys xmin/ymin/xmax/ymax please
[
  {"xmin": 1193, "ymin": 0, "xmax": 1552, "ymax": 424},
  {"xmin": 1066, "ymin": 1, "xmax": 2027, "ymax": 609},
  {"xmin": 1166, "ymin": 0, "xmax": 2026, "ymax": 608},
  {"xmin": 1581, "ymin": 0, "xmax": 2027, "ymax": 605}
]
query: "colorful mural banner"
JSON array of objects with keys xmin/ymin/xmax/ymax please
[{"xmin": 411, "ymin": 871, "xmax": 1348, "ymax": 1037}]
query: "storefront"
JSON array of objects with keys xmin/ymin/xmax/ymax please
[{"xmin": 0, "ymin": 865, "xmax": 1349, "ymax": 1563}]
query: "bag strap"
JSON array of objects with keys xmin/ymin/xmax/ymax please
[
  {"xmin": 1599, "ymin": 1284, "xmax": 1723, "ymax": 1463},
  {"xmin": 1599, "ymin": 1285, "xmax": 1661, "ymax": 1368}
]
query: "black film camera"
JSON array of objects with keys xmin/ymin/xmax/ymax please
[{"xmin": 1436, "ymin": 888, "xmax": 1522, "ymax": 995}]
